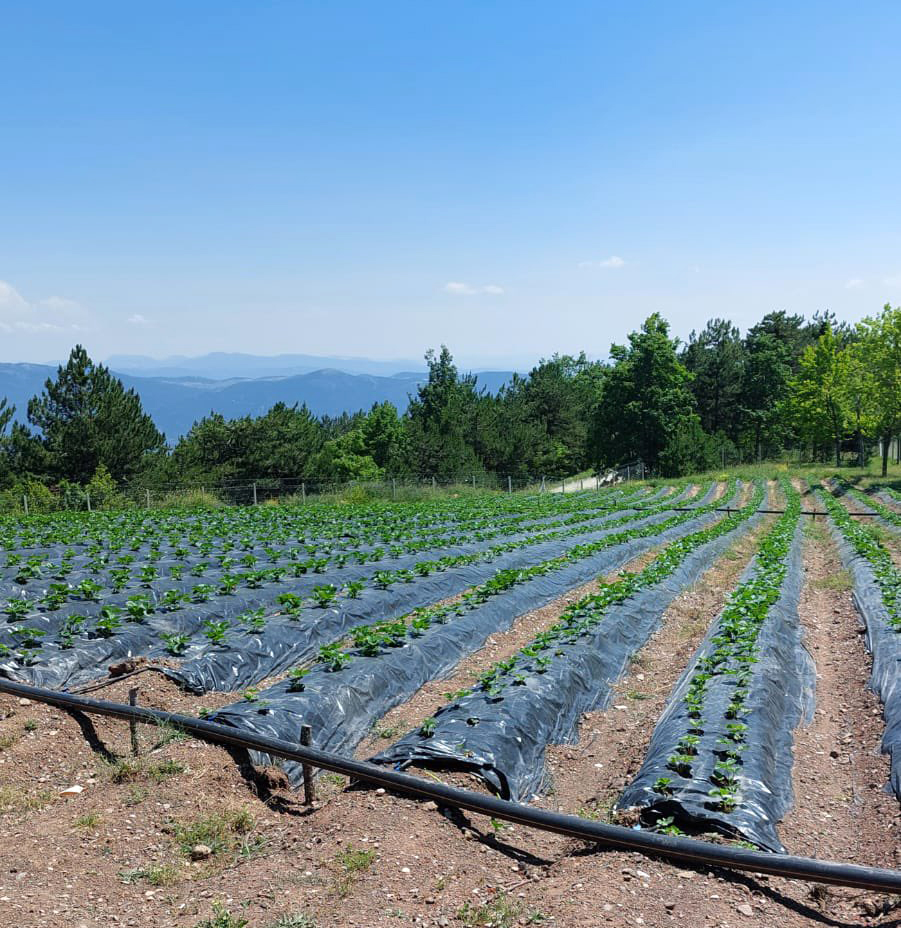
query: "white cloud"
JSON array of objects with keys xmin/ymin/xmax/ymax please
[
  {"xmin": 579, "ymin": 255, "xmax": 625, "ymax": 269},
  {"xmin": 883, "ymin": 275, "xmax": 901, "ymax": 288},
  {"xmin": 0, "ymin": 279, "xmax": 86, "ymax": 335},
  {"xmin": 845, "ymin": 278, "xmax": 864, "ymax": 289},
  {"xmin": 444, "ymin": 281, "xmax": 504, "ymax": 295},
  {"xmin": 127, "ymin": 313, "xmax": 151, "ymax": 326}
]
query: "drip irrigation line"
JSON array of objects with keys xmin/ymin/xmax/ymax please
[
  {"xmin": 670, "ymin": 508, "xmax": 875, "ymax": 517},
  {"xmin": 1, "ymin": 679, "xmax": 900, "ymax": 894}
]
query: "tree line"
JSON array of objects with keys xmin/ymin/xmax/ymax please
[{"xmin": 1, "ymin": 305, "xmax": 899, "ymax": 508}]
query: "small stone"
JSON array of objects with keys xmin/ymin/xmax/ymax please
[
  {"xmin": 191, "ymin": 844, "xmax": 213, "ymax": 860},
  {"xmin": 376, "ymin": 788, "xmax": 386, "ymax": 795},
  {"xmin": 18, "ymin": 698, "xmax": 31, "ymax": 706},
  {"xmin": 736, "ymin": 903, "xmax": 754, "ymax": 917},
  {"xmin": 400, "ymin": 867, "xmax": 411, "ymax": 874},
  {"xmin": 59, "ymin": 785, "xmax": 83, "ymax": 796}
]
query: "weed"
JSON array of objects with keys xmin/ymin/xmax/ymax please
[
  {"xmin": 193, "ymin": 902, "xmax": 248, "ymax": 928},
  {"xmin": 151, "ymin": 720, "xmax": 190, "ymax": 749},
  {"xmin": 0, "ymin": 786, "xmax": 53, "ymax": 812},
  {"xmin": 458, "ymin": 893, "xmax": 545, "ymax": 927},
  {"xmin": 336, "ymin": 846, "xmax": 376, "ymax": 873},
  {"xmin": 265, "ymin": 916, "xmax": 317, "ymax": 928},
  {"xmin": 332, "ymin": 845, "xmax": 375, "ymax": 897},
  {"xmin": 147, "ymin": 759, "xmax": 186, "ymax": 783},
  {"xmin": 119, "ymin": 864, "xmax": 179, "ymax": 886},
  {"xmin": 125, "ymin": 785, "xmax": 148, "ymax": 806},
  {"xmin": 73, "ymin": 812, "xmax": 102, "ymax": 829},
  {"xmin": 23, "ymin": 719, "xmax": 37, "ymax": 732},
  {"xmin": 174, "ymin": 808, "xmax": 256, "ymax": 858},
  {"xmin": 812, "ymin": 569, "xmax": 853, "ymax": 592}
]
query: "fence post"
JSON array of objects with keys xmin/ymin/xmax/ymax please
[
  {"xmin": 507, "ymin": 475, "xmax": 512, "ymax": 493},
  {"xmin": 302, "ymin": 482, "xmax": 306, "ymax": 503},
  {"xmin": 596, "ymin": 474, "xmax": 599, "ymax": 490},
  {"xmin": 145, "ymin": 489, "xmax": 151, "ymax": 508},
  {"xmin": 540, "ymin": 475, "xmax": 546, "ymax": 493},
  {"xmin": 432, "ymin": 476, "xmax": 436, "ymax": 491},
  {"xmin": 626, "ymin": 465, "xmax": 631, "ymax": 482},
  {"xmin": 300, "ymin": 724, "xmax": 315, "ymax": 805},
  {"xmin": 22, "ymin": 495, "xmax": 28, "ymax": 516},
  {"xmin": 128, "ymin": 687, "xmax": 140, "ymax": 756},
  {"xmin": 252, "ymin": 482, "xmax": 258, "ymax": 506},
  {"xmin": 86, "ymin": 491, "xmax": 91, "ymax": 512},
  {"xmin": 562, "ymin": 477, "xmax": 565, "ymax": 494},
  {"xmin": 392, "ymin": 478, "xmax": 396, "ymax": 500},
  {"xmin": 472, "ymin": 474, "xmax": 476, "ymax": 490}
]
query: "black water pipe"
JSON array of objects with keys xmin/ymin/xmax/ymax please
[{"xmin": 1, "ymin": 679, "xmax": 899, "ymax": 894}]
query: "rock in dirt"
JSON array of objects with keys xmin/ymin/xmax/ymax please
[{"xmin": 191, "ymin": 844, "xmax": 213, "ymax": 860}]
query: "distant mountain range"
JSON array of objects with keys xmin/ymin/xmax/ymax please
[
  {"xmin": 0, "ymin": 359, "xmax": 517, "ymax": 440},
  {"xmin": 105, "ymin": 351, "xmax": 431, "ymax": 380}
]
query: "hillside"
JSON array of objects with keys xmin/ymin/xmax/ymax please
[{"xmin": 0, "ymin": 363, "xmax": 515, "ymax": 439}]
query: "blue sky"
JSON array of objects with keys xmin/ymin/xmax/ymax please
[{"xmin": 2, "ymin": 1, "xmax": 901, "ymax": 367}]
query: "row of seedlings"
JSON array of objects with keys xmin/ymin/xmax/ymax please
[
  {"xmin": 208, "ymin": 481, "xmax": 743, "ymax": 784},
  {"xmin": 0, "ymin": 484, "xmax": 676, "ymax": 630},
  {"xmin": 615, "ymin": 483, "xmax": 808, "ymax": 852},
  {"xmin": 0, "ymin": 478, "xmax": 651, "ymax": 556},
  {"xmin": 0, "ymin": 485, "xmax": 698, "ymax": 689},
  {"xmin": 371, "ymin": 482, "xmax": 768, "ymax": 800},
  {"xmin": 0, "ymin": 482, "xmax": 660, "ymax": 597}
]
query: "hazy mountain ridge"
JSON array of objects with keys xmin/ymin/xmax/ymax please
[{"xmin": 0, "ymin": 363, "xmax": 515, "ymax": 439}]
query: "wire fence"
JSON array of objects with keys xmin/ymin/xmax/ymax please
[{"xmin": 1, "ymin": 462, "xmax": 647, "ymax": 515}]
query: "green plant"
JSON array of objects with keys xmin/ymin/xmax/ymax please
[
  {"xmin": 162, "ymin": 632, "xmax": 190, "ymax": 656},
  {"xmin": 193, "ymin": 902, "xmax": 248, "ymax": 928}
]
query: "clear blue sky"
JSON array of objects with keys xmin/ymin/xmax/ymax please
[{"xmin": 2, "ymin": 1, "xmax": 900, "ymax": 367}]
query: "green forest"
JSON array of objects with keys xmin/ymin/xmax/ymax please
[{"xmin": 1, "ymin": 305, "xmax": 899, "ymax": 510}]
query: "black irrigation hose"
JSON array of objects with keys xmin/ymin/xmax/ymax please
[
  {"xmin": 2, "ymin": 680, "xmax": 900, "ymax": 894},
  {"xmin": 671, "ymin": 507, "xmax": 876, "ymax": 517}
]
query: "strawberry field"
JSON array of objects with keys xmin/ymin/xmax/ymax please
[{"xmin": 1, "ymin": 473, "xmax": 900, "ymax": 877}]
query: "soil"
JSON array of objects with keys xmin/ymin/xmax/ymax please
[{"xmin": 1, "ymin": 482, "xmax": 900, "ymax": 928}]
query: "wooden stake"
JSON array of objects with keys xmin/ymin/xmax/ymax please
[
  {"xmin": 128, "ymin": 687, "xmax": 140, "ymax": 756},
  {"xmin": 300, "ymin": 724, "xmax": 315, "ymax": 805}
]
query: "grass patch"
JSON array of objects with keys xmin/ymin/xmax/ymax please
[
  {"xmin": 265, "ymin": 915, "xmax": 317, "ymax": 928},
  {"xmin": 73, "ymin": 812, "xmax": 102, "ymax": 829},
  {"xmin": 813, "ymin": 569, "xmax": 853, "ymax": 592},
  {"xmin": 331, "ymin": 844, "xmax": 376, "ymax": 897},
  {"xmin": 804, "ymin": 518, "xmax": 828, "ymax": 542},
  {"xmin": 0, "ymin": 732, "xmax": 20, "ymax": 751},
  {"xmin": 173, "ymin": 808, "xmax": 259, "ymax": 859},
  {"xmin": 150, "ymin": 720, "xmax": 191, "ymax": 750},
  {"xmin": 458, "ymin": 893, "xmax": 546, "ymax": 927},
  {"xmin": 193, "ymin": 902, "xmax": 247, "ymax": 928},
  {"xmin": 104, "ymin": 756, "xmax": 186, "ymax": 784},
  {"xmin": 0, "ymin": 786, "xmax": 53, "ymax": 813},
  {"xmin": 119, "ymin": 863, "xmax": 180, "ymax": 886},
  {"xmin": 125, "ymin": 785, "xmax": 148, "ymax": 806}
]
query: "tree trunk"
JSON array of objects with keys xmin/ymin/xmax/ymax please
[
  {"xmin": 882, "ymin": 433, "xmax": 890, "ymax": 477},
  {"xmin": 835, "ymin": 436, "xmax": 841, "ymax": 468}
]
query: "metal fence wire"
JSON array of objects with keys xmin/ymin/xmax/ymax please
[{"xmin": 1, "ymin": 462, "xmax": 646, "ymax": 513}]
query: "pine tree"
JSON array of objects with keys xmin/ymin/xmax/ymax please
[{"xmin": 27, "ymin": 345, "xmax": 165, "ymax": 483}]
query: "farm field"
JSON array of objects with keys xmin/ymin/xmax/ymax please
[{"xmin": 0, "ymin": 472, "xmax": 899, "ymax": 927}]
